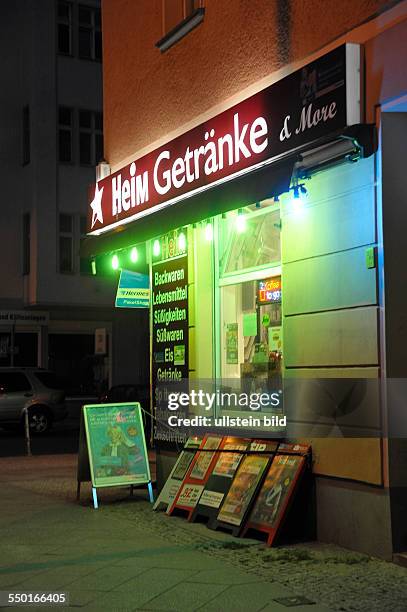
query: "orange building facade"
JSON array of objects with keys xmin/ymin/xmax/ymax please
[{"xmin": 85, "ymin": 0, "xmax": 407, "ymax": 559}]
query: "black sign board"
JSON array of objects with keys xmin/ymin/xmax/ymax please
[
  {"xmin": 242, "ymin": 443, "xmax": 311, "ymax": 545},
  {"xmin": 190, "ymin": 437, "xmax": 250, "ymax": 527},
  {"xmin": 152, "ymin": 246, "xmax": 189, "ymax": 447},
  {"xmin": 214, "ymin": 453, "xmax": 272, "ymax": 537}
]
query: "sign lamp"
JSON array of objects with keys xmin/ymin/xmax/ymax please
[
  {"xmin": 235, "ymin": 210, "xmax": 246, "ymax": 233},
  {"xmin": 130, "ymin": 247, "xmax": 138, "ymax": 263},
  {"xmin": 153, "ymin": 239, "xmax": 161, "ymax": 257}
]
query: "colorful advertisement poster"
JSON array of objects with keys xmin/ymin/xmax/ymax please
[
  {"xmin": 212, "ymin": 452, "xmax": 242, "ymax": 478},
  {"xmin": 176, "ymin": 484, "xmax": 205, "ymax": 508},
  {"xmin": 83, "ymin": 403, "xmax": 150, "ymax": 488},
  {"xmin": 217, "ymin": 454, "xmax": 269, "ymax": 526},
  {"xmin": 249, "ymin": 455, "xmax": 303, "ymax": 529},
  {"xmin": 171, "ymin": 451, "xmax": 195, "ymax": 480},
  {"xmin": 202, "ymin": 436, "xmax": 222, "ymax": 451},
  {"xmin": 189, "ymin": 452, "xmax": 216, "ymax": 480},
  {"xmin": 226, "ymin": 323, "xmax": 238, "ymax": 364}
]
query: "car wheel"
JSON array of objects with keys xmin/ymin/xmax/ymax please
[{"xmin": 28, "ymin": 407, "xmax": 52, "ymax": 434}]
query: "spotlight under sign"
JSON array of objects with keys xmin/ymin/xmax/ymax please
[{"xmin": 258, "ymin": 277, "xmax": 282, "ymax": 304}]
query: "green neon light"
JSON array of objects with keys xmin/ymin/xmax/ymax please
[
  {"xmin": 130, "ymin": 247, "xmax": 138, "ymax": 263},
  {"xmin": 178, "ymin": 232, "xmax": 186, "ymax": 251},
  {"xmin": 112, "ymin": 254, "xmax": 119, "ymax": 270},
  {"xmin": 153, "ymin": 240, "xmax": 161, "ymax": 257}
]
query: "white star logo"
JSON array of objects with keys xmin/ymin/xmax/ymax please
[{"xmin": 90, "ymin": 183, "xmax": 104, "ymax": 228}]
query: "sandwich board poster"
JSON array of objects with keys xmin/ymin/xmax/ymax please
[
  {"xmin": 153, "ymin": 436, "xmax": 202, "ymax": 512},
  {"xmin": 191, "ymin": 437, "xmax": 250, "ymax": 526},
  {"xmin": 82, "ymin": 403, "xmax": 151, "ymax": 488},
  {"xmin": 215, "ymin": 453, "xmax": 271, "ymax": 535},
  {"xmin": 167, "ymin": 434, "xmax": 223, "ymax": 519},
  {"xmin": 243, "ymin": 451, "xmax": 307, "ymax": 546}
]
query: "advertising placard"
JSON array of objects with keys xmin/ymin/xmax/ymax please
[
  {"xmin": 190, "ymin": 437, "xmax": 251, "ymax": 527},
  {"xmin": 216, "ymin": 453, "xmax": 271, "ymax": 534},
  {"xmin": 153, "ymin": 436, "xmax": 203, "ymax": 511},
  {"xmin": 82, "ymin": 403, "xmax": 151, "ymax": 488},
  {"xmin": 243, "ymin": 451, "xmax": 307, "ymax": 546},
  {"xmin": 167, "ymin": 434, "xmax": 223, "ymax": 519},
  {"xmin": 226, "ymin": 323, "xmax": 238, "ymax": 364}
]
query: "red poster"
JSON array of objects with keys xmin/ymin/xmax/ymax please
[{"xmin": 167, "ymin": 434, "xmax": 223, "ymax": 519}]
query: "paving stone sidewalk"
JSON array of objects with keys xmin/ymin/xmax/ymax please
[{"xmin": 0, "ymin": 454, "xmax": 406, "ymax": 611}]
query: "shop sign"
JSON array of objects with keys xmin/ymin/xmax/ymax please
[
  {"xmin": 152, "ymin": 251, "xmax": 189, "ymax": 444},
  {"xmin": 0, "ymin": 310, "xmax": 49, "ymax": 326},
  {"xmin": 88, "ymin": 44, "xmax": 361, "ymax": 235},
  {"xmin": 115, "ymin": 269, "xmax": 150, "ymax": 308},
  {"xmin": 258, "ymin": 277, "xmax": 282, "ymax": 304}
]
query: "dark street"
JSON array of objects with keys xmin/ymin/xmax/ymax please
[{"xmin": 0, "ymin": 399, "xmax": 90, "ymax": 457}]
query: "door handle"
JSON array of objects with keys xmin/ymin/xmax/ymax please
[{"xmin": 24, "ymin": 393, "xmax": 33, "ymax": 398}]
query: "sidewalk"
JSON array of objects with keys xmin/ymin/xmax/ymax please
[{"xmin": 0, "ymin": 455, "xmax": 406, "ymax": 611}]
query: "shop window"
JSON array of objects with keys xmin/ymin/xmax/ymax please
[
  {"xmin": 22, "ymin": 213, "xmax": 30, "ymax": 275},
  {"xmin": 79, "ymin": 110, "xmax": 103, "ymax": 166},
  {"xmin": 219, "ymin": 202, "xmax": 280, "ymax": 277},
  {"xmin": 57, "ymin": 1, "xmax": 72, "ymax": 55},
  {"xmin": 59, "ymin": 213, "xmax": 74, "ymax": 273},
  {"xmin": 58, "ymin": 107, "xmax": 73, "ymax": 163},
  {"xmin": 78, "ymin": 5, "xmax": 102, "ymax": 61},
  {"xmin": 157, "ymin": 0, "xmax": 204, "ymax": 52},
  {"xmin": 22, "ymin": 106, "xmax": 30, "ymax": 165},
  {"xmin": 217, "ymin": 202, "xmax": 283, "ymax": 415}
]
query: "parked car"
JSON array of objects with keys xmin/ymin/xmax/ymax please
[
  {"xmin": 0, "ymin": 368, "xmax": 67, "ymax": 434},
  {"xmin": 99, "ymin": 384, "xmax": 152, "ymax": 444}
]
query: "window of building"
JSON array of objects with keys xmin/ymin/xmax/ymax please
[
  {"xmin": 22, "ymin": 213, "xmax": 30, "ymax": 275},
  {"xmin": 59, "ymin": 213, "xmax": 74, "ymax": 273},
  {"xmin": 22, "ymin": 106, "xmax": 30, "ymax": 165},
  {"xmin": 57, "ymin": 1, "xmax": 72, "ymax": 55},
  {"xmin": 79, "ymin": 110, "xmax": 103, "ymax": 166},
  {"xmin": 78, "ymin": 4, "xmax": 102, "ymax": 61},
  {"xmin": 163, "ymin": 0, "xmax": 201, "ymax": 33},
  {"xmin": 216, "ymin": 201, "xmax": 283, "ymax": 416},
  {"xmin": 58, "ymin": 107, "xmax": 73, "ymax": 163},
  {"xmin": 157, "ymin": 0, "xmax": 204, "ymax": 52},
  {"xmin": 79, "ymin": 215, "xmax": 92, "ymax": 274}
]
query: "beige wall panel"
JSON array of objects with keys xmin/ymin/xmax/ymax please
[
  {"xmin": 284, "ymin": 247, "xmax": 377, "ymax": 315},
  {"xmin": 284, "ymin": 306, "xmax": 378, "ymax": 367},
  {"xmin": 303, "ymin": 438, "xmax": 383, "ymax": 485},
  {"xmin": 282, "ymin": 160, "xmax": 375, "ymax": 264},
  {"xmin": 283, "ymin": 368, "xmax": 381, "ymax": 430}
]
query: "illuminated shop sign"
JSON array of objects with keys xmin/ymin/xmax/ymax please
[
  {"xmin": 88, "ymin": 44, "xmax": 361, "ymax": 235},
  {"xmin": 258, "ymin": 278, "xmax": 282, "ymax": 304}
]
